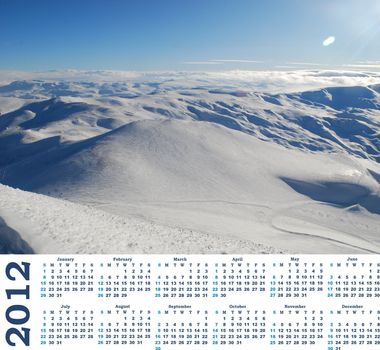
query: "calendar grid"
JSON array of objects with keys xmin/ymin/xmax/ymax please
[{"xmin": 1, "ymin": 255, "xmax": 380, "ymax": 350}]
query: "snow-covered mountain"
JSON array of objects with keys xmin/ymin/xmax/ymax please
[{"xmin": 0, "ymin": 71, "xmax": 379, "ymax": 253}]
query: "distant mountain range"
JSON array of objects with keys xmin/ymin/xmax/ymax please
[{"xmin": 0, "ymin": 75, "xmax": 379, "ymax": 253}]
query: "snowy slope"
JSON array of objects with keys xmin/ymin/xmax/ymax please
[
  {"xmin": 0, "ymin": 71, "xmax": 379, "ymax": 253},
  {"xmin": 1, "ymin": 118, "xmax": 379, "ymax": 253},
  {"xmin": 0, "ymin": 184, "xmax": 282, "ymax": 254}
]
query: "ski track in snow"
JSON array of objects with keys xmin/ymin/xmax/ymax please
[{"xmin": 270, "ymin": 201, "xmax": 380, "ymax": 254}]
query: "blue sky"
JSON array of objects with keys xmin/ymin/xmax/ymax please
[{"xmin": 0, "ymin": 0, "xmax": 379, "ymax": 71}]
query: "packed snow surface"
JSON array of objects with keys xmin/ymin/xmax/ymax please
[
  {"xmin": 0, "ymin": 184, "xmax": 282, "ymax": 254},
  {"xmin": 0, "ymin": 70, "xmax": 379, "ymax": 253}
]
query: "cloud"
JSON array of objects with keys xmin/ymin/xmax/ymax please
[
  {"xmin": 183, "ymin": 61, "xmax": 223, "ymax": 65},
  {"xmin": 287, "ymin": 62, "xmax": 328, "ymax": 66},
  {"xmin": 1, "ymin": 69, "xmax": 380, "ymax": 94},
  {"xmin": 212, "ymin": 59, "xmax": 262, "ymax": 64},
  {"xmin": 183, "ymin": 59, "xmax": 262, "ymax": 65},
  {"xmin": 0, "ymin": 69, "xmax": 145, "ymax": 85},
  {"xmin": 0, "ymin": 70, "xmax": 37, "ymax": 85},
  {"xmin": 343, "ymin": 63, "xmax": 380, "ymax": 69},
  {"xmin": 357, "ymin": 61, "xmax": 380, "ymax": 64},
  {"xmin": 204, "ymin": 70, "xmax": 380, "ymax": 93},
  {"xmin": 273, "ymin": 65, "xmax": 295, "ymax": 69}
]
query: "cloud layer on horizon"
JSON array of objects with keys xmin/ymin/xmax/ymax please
[{"xmin": 0, "ymin": 69, "xmax": 379, "ymax": 94}]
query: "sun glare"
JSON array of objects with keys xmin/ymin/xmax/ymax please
[{"xmin": 323, "ymin": 36, "xmax": 335, "ymax": 47}]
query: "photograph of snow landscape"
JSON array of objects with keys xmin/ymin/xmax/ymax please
[{"xmin": 0, "ymin": 0, "xmax": 379, "ymax": 254}]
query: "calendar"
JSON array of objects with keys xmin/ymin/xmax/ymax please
[{"xmin": 1, "ymin": 255, "xmax": 380, "ymax": 350}]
